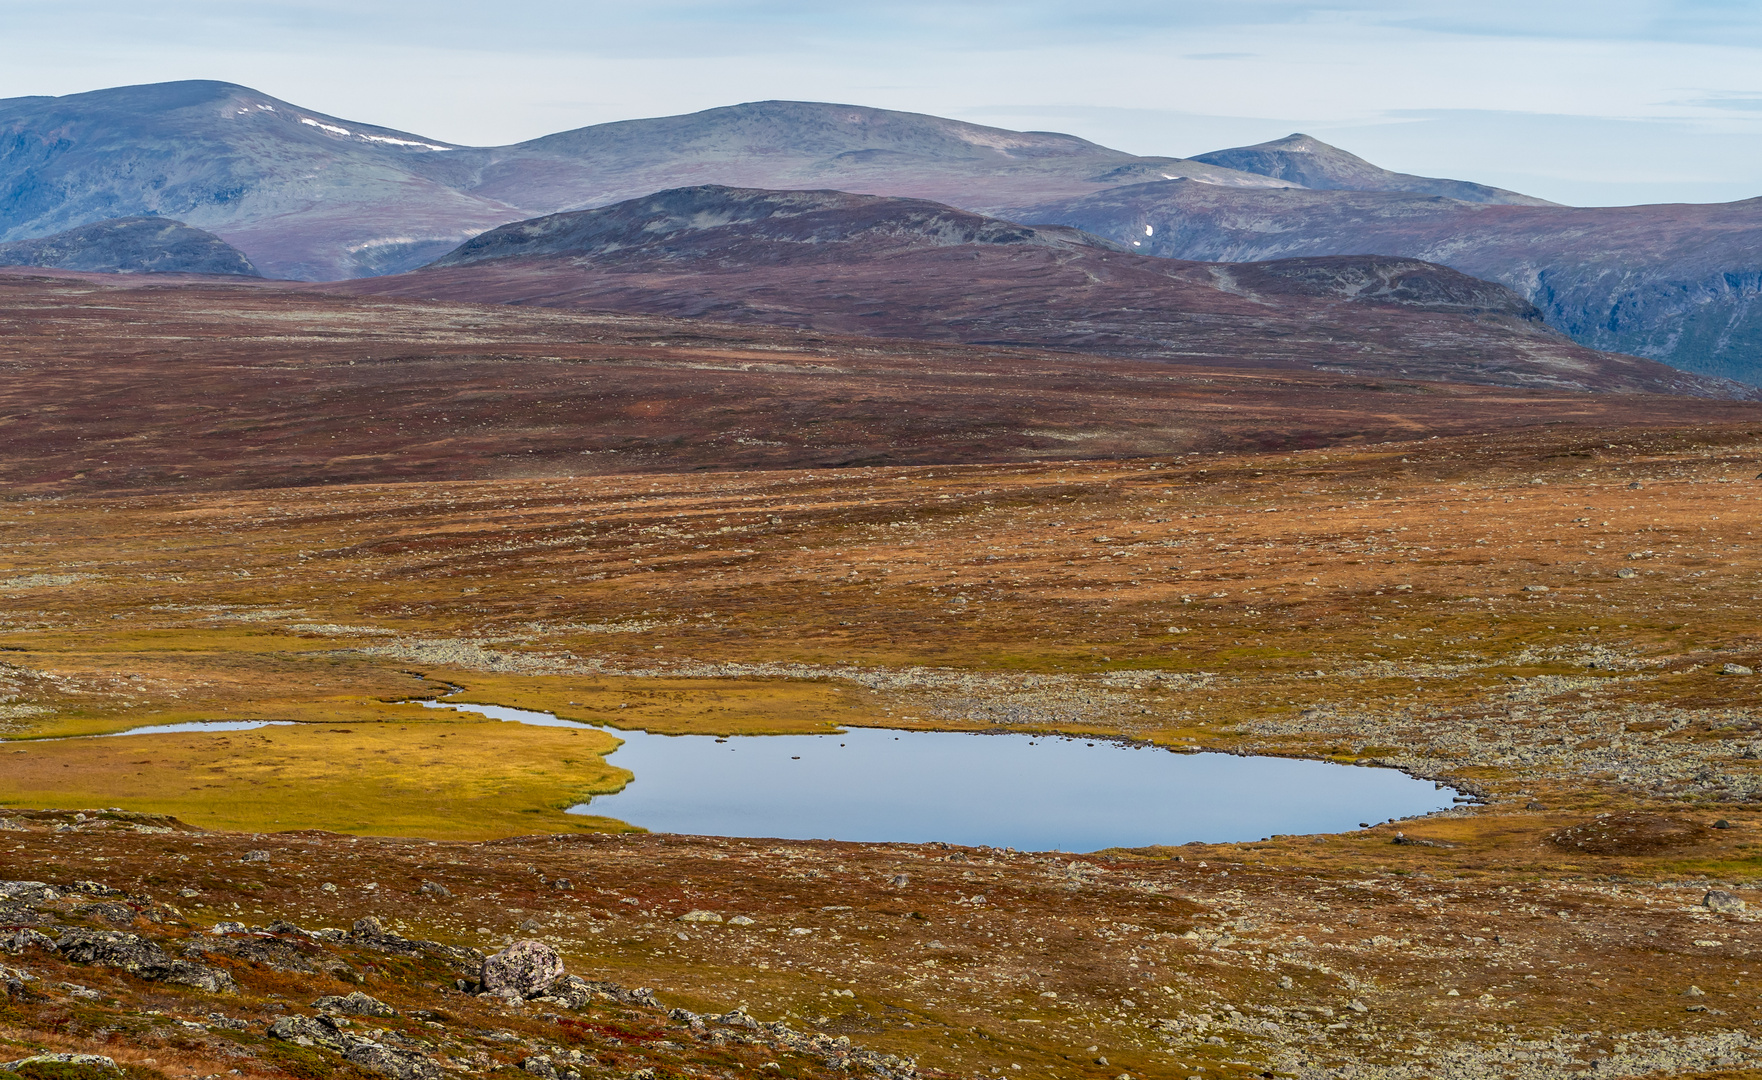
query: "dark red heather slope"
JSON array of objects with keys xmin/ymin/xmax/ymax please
[
  {"xmin": 6, "ymin": 270, "xmax": 1762, "ymax": 494},
  {"xmin": 339, "ymin": 186, "xmax": 1746, "ymax": 399}
]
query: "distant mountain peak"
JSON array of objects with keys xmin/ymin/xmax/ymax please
[
  {"xmin": 1262, "ymin": 133, "xmax": 1328, "ymax": 153},
  {"xmin": 1192, "ymin": 134, "xmax": 1553, "ymax": 206}
]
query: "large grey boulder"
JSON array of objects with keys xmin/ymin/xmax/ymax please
[
  {"xmin": 1705, "ymin": 889, "xmax": 1748, "ymax": 913},
  {"xmin": 481, "ymin": 939, "xmax": 565, "ymax": 999}
]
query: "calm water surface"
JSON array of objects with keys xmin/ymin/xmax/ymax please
[
  {"xmin": 424, "ymin": 701, "xmax": 1456, "ymax": 851},
  {"xmin": 103, "ymin": 720, "xmax": 296, "ymax": 737}
]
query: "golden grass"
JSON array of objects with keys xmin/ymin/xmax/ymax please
[{"xmin": 0, "ymin": 714, "xmax": 634, "ymax": 839}]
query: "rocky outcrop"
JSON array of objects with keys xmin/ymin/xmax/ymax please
[
  {"xmin": 314, "ymin": 990, "xmax": 397, "ymax": 1017},
  {"xmin": 267, "ymin": 1015, "xmax": 438, "ymax": 1080},
  {"xmin": 56, "ymin": 928, "xmax": 238, "ymax": 993}
]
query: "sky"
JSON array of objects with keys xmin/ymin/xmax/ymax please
[{"xmin": 3, "ymin": 0, "xmax": 1760, "ymax": 206}]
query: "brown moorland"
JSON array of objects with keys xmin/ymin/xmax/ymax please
[
  {"xmin": 1, "ymin": 270, "xmax": 1756, "ymax": 498},
  {"xmin": 2, "ymin": 273, "xmax": 1762, "ymax": 1079}
]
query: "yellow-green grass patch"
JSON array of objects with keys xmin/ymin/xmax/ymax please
[{"xmin": 0, "ymin": 719, "xmax": 634, "ymax": 839}]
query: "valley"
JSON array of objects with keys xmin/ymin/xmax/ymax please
[
  {"xmin": 1, "ymin": 76, "xmax": 1760, "ymax": 1080},
  {"xmin": 2, "ymin": 406, "xmax": 1762, "ymax": 1078}
]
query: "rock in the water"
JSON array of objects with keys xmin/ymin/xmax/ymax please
[
  {"xmin": 315, "ymin": 990, "xmax": 398, "ymax": 1017},
  {"xmin": 481, "ymin": 939, "xmax": 566, "ymax": 999},
  {"xmin": 1704, "ymin": 890, "xmax": 1747, "ymax": 913}
]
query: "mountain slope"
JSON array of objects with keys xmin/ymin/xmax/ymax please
[
  {"xmin": 1008, "ymin": 181, "xmax": 1762, "ymax": 386},
  {"xmin": 0, "ymin": 83, "xmax": 1294, "ymax": 280},
  {"xmin": 429, "ymin": 185, "xmax": 1121, "ymax": 268},
  {"xmin": 464, "ymin": 99, "xmax": 1300, "ymax": 220},
  {"xmin": 0, "ymin": 216, "xmax": 258, "ymax": 274},
  {"xmin": 336, "ymin": 186, "xmax": 1741, "ymax": 399},
  {"xmin": 1192, "ymin": 134, "xmax": 1555, "ymax": 206},
  {"xmin": 0, "ymin": 81, "xmax": 520, "ymax": 280}
]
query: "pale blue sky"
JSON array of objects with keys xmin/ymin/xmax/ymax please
[{"xmin": 4, "ymin": 0, "xmax": 1759, "ymax": 205}]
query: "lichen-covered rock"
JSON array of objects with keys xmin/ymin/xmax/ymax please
[
  {"xmin": 315, "ymin": 990, "xmax": 397, "ymax": 1017},
  {"xmin": 184, "ymin": 932, "xmax": 355, "ymax": 979},
  {"xmin": 1704, "ymin": 889, "xmax": 1747, "ymax": 913},
  {"xmin": 268, "ymin": 1014, "xmax": 348, "ymax": 1050},
  {"xmin": 0, "ymin": 929, "xmax": 57, "ymax": 955},
  {"xmin": 0, "ymin": 1053, "xmax": 120, "ymax": 1073},
  {"xmin": 343, "ymin": 1040, "xmax": 441, "ymax": 1080},
  {"xmin": 537, "ymin": 974, "xmax": 603, "ymax": 1009},
  {"xmin": 347, "ymin": 915, "xmax": 482, "ymax": 971},
  {"xmin": 268, "ymin": 1014, "xmax": 438, "ymax": 1080},
  {"xmin": 76, "ymin": 902, "xmax": 138, "ymax": 927},
  {"xmin": 0, "ymin": 881, "xmax": 60, "ymax": 903},
  {"xmin": 57, "ymin": 928, "xmax": 238, "ymax": 992},
  {"xmin": 481, "ymin": 939, "xmax": 565, "ymax": 999}
]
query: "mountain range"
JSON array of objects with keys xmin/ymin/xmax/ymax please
[
  {"xmin": 1, "ymin": 80, "xmax": 1757, "ymax": 384},
  {"xmin": 333, "ymin": 185, "xmax": 1737, "ymax": 398}
]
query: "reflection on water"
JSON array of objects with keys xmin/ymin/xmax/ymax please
[
  {"xmin": 102, "ymin": 720, "xmax": 296, "ymax": 737},
  {"xmin": 423, "ymin": 701, "xmax": 1456, "ymax": 852}
]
